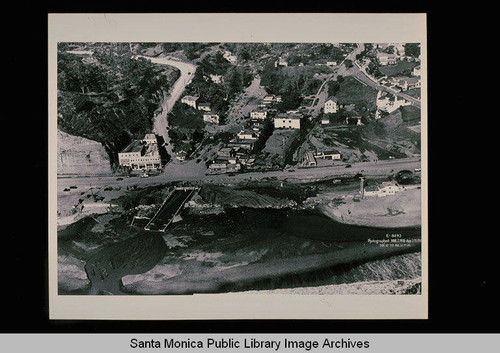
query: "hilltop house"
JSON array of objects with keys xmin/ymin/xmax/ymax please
[
  {"xmin": 324, "ymin": 97, "xmax": 339, "ymax": 114},
  {"xmin": 181, "ymin": 95, "xmax": 199, "ymax": 109},
  {"xmin": 321, "ymin": 116, "xmax": 330, "ymax": 125}
]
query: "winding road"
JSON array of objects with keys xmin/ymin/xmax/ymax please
[{"xmin": 134, "ymin": 55, "xmax": 197, "ymax": 159}]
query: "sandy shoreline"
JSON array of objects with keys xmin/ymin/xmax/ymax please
[
  {"xmin": 239, "ymin": 277, "xmax": 422, "ymax": 295},
  {"xmin": 315, "ymin": 187, "xmax": 421, "ymax": 228}
]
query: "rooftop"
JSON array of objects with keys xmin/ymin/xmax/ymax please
[{"xmin": 120, "ymin": 140, "xmax": 143, "ymax": 154}]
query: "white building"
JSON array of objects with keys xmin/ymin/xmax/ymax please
[
  {"xmin": 181, "ymin": 95, "xmax": 199, "ymax": 109},
  {"xmin": 376, "ymin": 90, "xmax": 411, "ymax": 117},
  {"xmin": 326, "ymin": 61, "xmax": 337, "ymax": 66},
  {"xmin": 275, "ymin": 57, "xmax": 288, "ymax": 67},
  {"xmin": 203, "ymin": 113, "xmax": 220, "ymax": 124},
  {"xmin": 118, "ymin": 134, "xmax": 162, "ymax": 170},
  {"xmin": 364, "ymin": 181, "xmax": 402, "ymax": 197},
  {"xmin": 237, "ymin": 129, "xmax": 258, "ymax": 140},
  {"xmin": 262, "ymin": 94, "xmax": 282, "ymax": 105},
  {"xmin": 250, "ymin": 109, "xmax": 268, "ymax": 120},
  {"xmin": 197, "ymin": 102, "xmax": 211, "ymax": 112},
  {"xmin": 209, "ymin": 74, "xmax": 223, "ymax": 84},
  {"xmin": 223, "ymin": 51, "xmax": 237, "ymax": 64},
  {"xmin": 321, "ymin": 117, "xmax": 330, "ymax": 125},
  {"xmin": 412, "ymin": 65, "xmax": 421, "ymax": 76},
  {"xmin": 314, "ymin": 150, "xmax": 341, "ymax": 160},
  {"xmin": 142, "ymin": 133, "xmax": 157, "ymax": 144},
  {"xmin": 324, "ymin": 97, "xmax": 339, "ymax": 114},
  {"xmin": 376, "ymin": 51, "xmax": 398, "ymax": 66},
  {"xmin": 274, "ymin": 113, "xmax": 301, "ymax": 129}
]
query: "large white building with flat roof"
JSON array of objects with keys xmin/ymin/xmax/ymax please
[
  {"xmin": 118, "ymin": 134, "xmax": 161, "ymax": 170},
  {"xmin": 274, "ymin": 113, "xmax": 302, "ymax": 129}
]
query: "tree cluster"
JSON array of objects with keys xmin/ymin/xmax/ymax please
[{"xmin": 57, "ymin": 44, "xmax": 170, "ymax": 163}]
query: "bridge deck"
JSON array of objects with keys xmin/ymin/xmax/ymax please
[{"xmin": 144, "ymin": 188, "xmax": 197, "ymax": 232}]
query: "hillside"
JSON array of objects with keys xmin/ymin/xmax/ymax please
[{"xmin": 57, "ymin": 129, "xmax": 112, "ymax": 176}]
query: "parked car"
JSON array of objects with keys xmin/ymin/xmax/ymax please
[
  {"xmin": 116, "ymin": 177, "xmax": 123, "ymax": 181},
  {"xmin": 345, "ymin": 164, "xmax": 352, "ymax": 168},
  {"xmin": 140, "ymin": 173, "xmax": 149, "ymax": 178}
]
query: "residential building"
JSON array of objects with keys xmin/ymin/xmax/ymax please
[
  {"xmin": 376, "ymin": 51, "xmax": 398, "ymax": 66},
  {"xmin": 321, "ymin": 116, "xmax": 330, "ymax": 125},
  {"xmin": 262, "ymin": 94, "xmax": 282, "ymax": 105},
  {"xmin": 314, "ymin": 150, "xmax": 341, "ymax": 160},
  {"xmin": 274, "ymin": 113, "xmax": 302, "ymax": 129},
  {"xmin": 227, "ymin": 139, "xmax": 255, "ymax": 151},
  {"xmin": 223, "ymin": 51, "xmax": 237, "ymax": 64},
  {"xmin": 237, "ymin": 129, "xmax": 258, "ymax": 140},
  {"xmin": 181, "ymin": 95, "xmax": 199, "ymax": 109},
  {"xmin": 412, "ymin": 65, "xmax": 421, "ymax": 76},
  {"xmin": 209, "ymin": 74, "xmax": 223, "ymax": 84},
  {"xmin": 203, "ymin": 113, "xmax": 220, "ymax": 124},
  {"xmin": 275, "ymin": 57, "xmax": 288, "ymax": 67},
  {"xmin": 250, "ymin": 109, "xmax": 268, "ymax": 120},
  {"xmin": 197, "ymin": 102, "xmax": 211, "ymax": 112},
  {"xmin": 217, "ymin": 147, "xmax": 236, "ymax": 159},
  {"xmin": 326, "ymin": 61, "xmax": 337, "ymax": 66},
  {"xmin": 364, "ymin": 181, "xmax": 402, "ymax": 197},
  {"xmin": 345, "ymin": 117, "xmax": 363, "ymax": 126},
  {"xmin": 324, "ymin": 97, "xmax": 338, "ymax": 114},
  {"xmin": 175, "ymin": 151, "xmax": 188, "ymax": 161},
  {"xmin": 376, "ymin": 90, "xmax": 411, "ymax": 116},
  {"xmin": 118, "ymin": 134, "xmax": 162, "ymax": 170},
  {"xmin": 394, "ymin": 76, "xmax": 421, "ymax": 91}
]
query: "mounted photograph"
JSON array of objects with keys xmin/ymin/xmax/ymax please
[{"xmin": 48, "ymin": 13, "xmax": 428, "ymax": 319}]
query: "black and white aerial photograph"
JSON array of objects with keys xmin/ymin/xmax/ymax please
[
  {"xmin": 56, "ymin": 40, "xmax": 423, "ymax": 294},
  {"xmin": 48, "ymin": 13, "xmax": 427, "ymax": 320}
]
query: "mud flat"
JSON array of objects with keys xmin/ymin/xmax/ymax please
[{"xmin": 316, "ymin": 188, "xmax": 421, "ymax": 228}]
